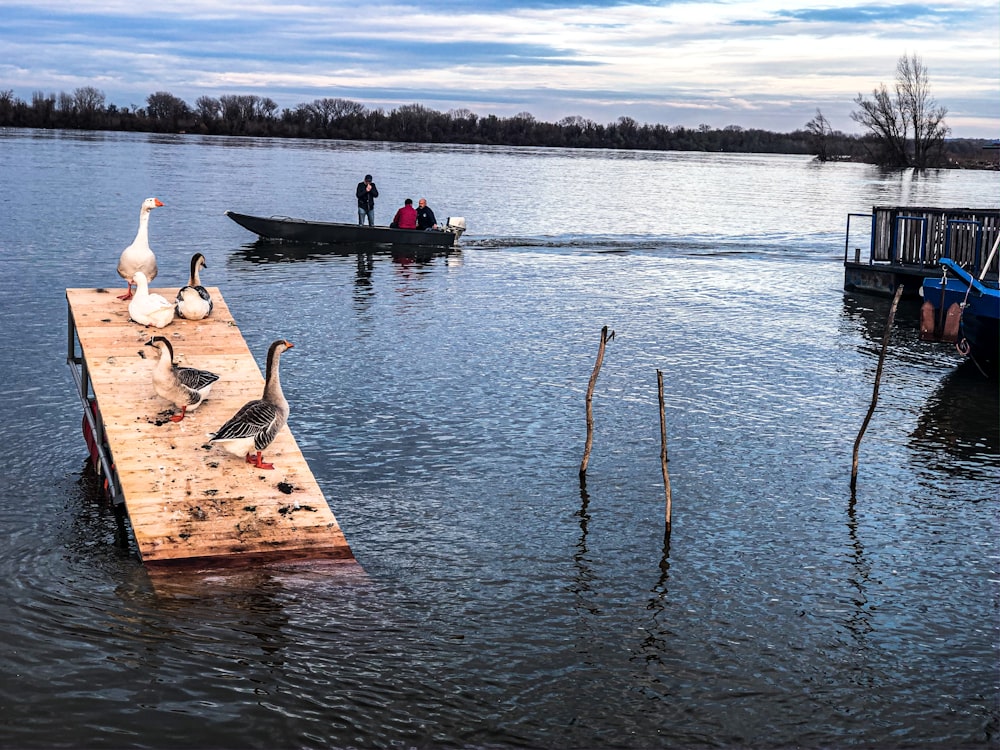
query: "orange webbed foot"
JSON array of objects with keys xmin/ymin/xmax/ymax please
[{"xmin": 245, "ymin": 451, "xmax": 275, "ymax": 470}]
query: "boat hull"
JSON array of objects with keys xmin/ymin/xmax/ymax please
[
  {"xmin": 225, "ymin": 211, "xmax": 461, "ymax": 248},
  {"xmin": 921, "ymin": 260, "xmax": 999, "ymax": 377}
]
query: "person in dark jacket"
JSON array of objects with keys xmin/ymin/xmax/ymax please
[
  {"xmin": 416, "ymin": 198, "xmax": 438, "ymax": 230},
  {"xmin": 391, "ymin": 198, "xmax": 418, "ymax": 229},
  {"xmin": 356, "ymin": 174, "xmax": 378, "ymax": 225}
]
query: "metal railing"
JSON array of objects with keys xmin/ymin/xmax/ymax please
[
  {"xmin": 845, "ymin": 206, "xmax": 1000, "ymax": 279},
  {"xmin": 66, "ymin": 301, "xmax": 122, "ymax": 506}
]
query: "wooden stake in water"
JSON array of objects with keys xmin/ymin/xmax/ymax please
[
  {"xmin": 851, "ymin": 284, "xmax": 904, "ymax": 492},
  {"xmin": 580, "ymin": 326, "xmax": 613, "ymax": 481},
  {"xmin": 657, "ymin": 369, "xmax": 673, "ymax": 532}
]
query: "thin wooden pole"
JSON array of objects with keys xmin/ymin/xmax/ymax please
[
  {"xmin": 657, "ymin": 369, "xmax": 673, "ymax": 532},
  {"xmin": 851, "ymin": 284, "xmax": 904, "ymax": 491},
  {"xmin": 580, "ymin": 326, "xmax": 612, "ymax": 482}
]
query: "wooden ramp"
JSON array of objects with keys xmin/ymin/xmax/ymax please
[{"xmin": 66, "ymin": 286, "xmax": 356, "ymax": 568}]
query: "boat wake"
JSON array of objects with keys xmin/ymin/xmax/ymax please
[{"xmin": 465, "ymin": 233, "xmax": 837, "ymax": 260}]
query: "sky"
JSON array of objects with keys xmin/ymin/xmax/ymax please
[{"xmin": 1, "ymin": 0, "xmax": 997, "ymax": 138}]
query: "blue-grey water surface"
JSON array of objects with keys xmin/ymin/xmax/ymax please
[{"xmin": 0, "ymin": 128, "xmax": 998, "ymax": 749}]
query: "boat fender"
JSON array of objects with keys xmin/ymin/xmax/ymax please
[
  {"xmin": 941, "ymin": 303, "xmax": 963, "ymax": 344},
  {"xmin": 919, "ymin": 301, "xmax": 937, "ymax": 341}
]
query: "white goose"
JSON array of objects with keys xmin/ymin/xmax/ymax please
[
  {"xmin": 209, "ymin": 340, "xmax": 293, "ymax": 470},
  {"xmin": 117, "ymin": 197, "xmax": 163, "ymax": 300},
  {"xmin": 175, "ymin": 253, "xmax": 214, "ymax": 321},
  {"xmin": 128, "ymin": 271, "xmax": 176, "ymax": 328},
  {"xmin": 144, "ymin": 336, "xmax": 220, "ymax": 422}
]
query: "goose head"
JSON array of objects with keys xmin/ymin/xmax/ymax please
[{"xmin": 145, "ymin": 335, "xmax": 174, "ymax": 359}]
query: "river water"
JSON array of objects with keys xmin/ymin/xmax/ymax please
[{"xmin": 0, "ymin": 128, "xmax": 997, "ymax": 748}]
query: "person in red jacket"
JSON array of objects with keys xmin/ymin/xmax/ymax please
[{"xmin": 391, "ymin": 198, "xmax": 418, "ymax": 229}]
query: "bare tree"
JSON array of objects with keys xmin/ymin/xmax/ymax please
[
  {"xmin": 302, "ymin": 97, "xmax": 367, "ymax": 129},
  {"xmin": 805, "ymin": 108, "xmax": 833, "ymax": 160},
  {"xmin": 31, "ymin": 91, "xmax": 56, "ymax": 123},
  {"xmin": 257, "ymin": 96, "xmax": 279, "ymax": 120},
  {"xmin": 72, "ymin": 86, "xmax": 105, "ymax": 114},
  {"xmin": 852, "ymin": 82, "xmax": 908, "ymax": 166},
  {"xmin": 558, "ymin": 115, "xmax": 594, "ymax": 130},
  {"xmin": 219, "ymin": 94, "xmax": 276, "ymax": 123},
  {"xmin": 851, "ymin": 53, "xmax": 949, "ymax": 168},
  {"xmin": 195, "ymin": 95, "xmax": 221, "ymax": 123},
  {"xmin": 146, "ymin": 91, "xmax": 191, "ymax": 124},
  {"xmin": 897, "ymin": 53, "xmax": 949, "ymax": 168},
  {"xmin": 0, "ymin": 90, "xmax": 14, "ymax": 121},
  {"xmin": 328, "ymin": 98, "xmax": 366, "ymax": 119}
]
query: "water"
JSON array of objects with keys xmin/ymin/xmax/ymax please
[{"xmin": 0, "ymin": 128, "xmax": 998, "ymax": 748}]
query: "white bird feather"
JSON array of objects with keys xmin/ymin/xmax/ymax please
[{"xmin": 117, "ymin": 197, "xmax": 163, "ymax": 300}]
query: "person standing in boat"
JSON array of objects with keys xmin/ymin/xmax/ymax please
[
  {"xmin": 356, "ymin": 174, "xmax": 378, "ymax": 226},
  {"xmin": 416, "ymin": 198, "xmax": 438, "ymax": 230},
  {"xmin": 391, "ymin": 198, "xmax": 418, "ymax": 229}
]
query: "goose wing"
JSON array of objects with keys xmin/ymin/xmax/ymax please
[
  {"xmin": 130, "ymin": 294, "xmax": 175, "ymax": 327},
  {"xmin": 175, "ymin": 366, "xmax": 219, "ymax": 391},
  {"xmin": 211, "ymin": 399, "xmax": 284, "ymax": 445},
  {"xmin": 193, "ymin": 286, "xmax": 212, "ymax": 305},
  {"xmin": 175, "ymin": 285, "xmax": 214, "ymax": 319}
]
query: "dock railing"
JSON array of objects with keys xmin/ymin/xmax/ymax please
[
  {"xmin": 844, "ymin": 212, "xmax": 876, "ymax": 264},
  {"xmin": 844, "ymin": 206, "xmax": 1000, "ymax": 280},
  {"xmin": 66, "ymin": 302, "xmax": 122, "ymax": 506}
]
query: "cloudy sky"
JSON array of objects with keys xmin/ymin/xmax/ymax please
[{"xmin": 1, "ymin": 0, "xmax": 997, "ymax": 137}]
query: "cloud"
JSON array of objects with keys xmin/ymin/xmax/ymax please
[
  {"xmin": 771, "ymin": 3, "xmax": 964, "ymax": 24},
  {"xmin": 0, "ymin": 0, "xmax": 996, "ymax": 136}
]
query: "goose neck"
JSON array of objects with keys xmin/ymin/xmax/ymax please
[{"xmin": 263, "ymin": 350, "xmax": 285, "ymax": 403}]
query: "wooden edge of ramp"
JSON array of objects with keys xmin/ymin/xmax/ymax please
[{"xmin": 66, "ymin": 286, "xmax": 357, "ymax": 568}]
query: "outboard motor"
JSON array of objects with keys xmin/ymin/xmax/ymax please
[{"xmin": 445, "ymin": 217, "xmax": 466, "ymax": 239}]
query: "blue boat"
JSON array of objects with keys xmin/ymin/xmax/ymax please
[{"xmin": 920, "ymin": 241, "xmax": 1000, "ymax": 377}]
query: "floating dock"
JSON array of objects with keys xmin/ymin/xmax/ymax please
[
  {"xmin": 66, "ymin": 286, "xmax": 356, "ymax": 568},
  {"xmin": 843, "ymin": 206, "xmax": 1000, "ymax": 297}
]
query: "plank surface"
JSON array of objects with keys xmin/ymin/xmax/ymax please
[{"xmin": 67, "ymin": 286, "xmax": 355, "ymax": 566}]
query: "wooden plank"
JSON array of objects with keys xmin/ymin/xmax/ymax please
[{"xmin": 67, "ymin": 287, "xmax": 356, "ymax": 567}]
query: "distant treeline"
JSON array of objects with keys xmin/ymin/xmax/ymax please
[{"xmin": 1, "ymin": 87, "xmax": 995, "ymax": 168}]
